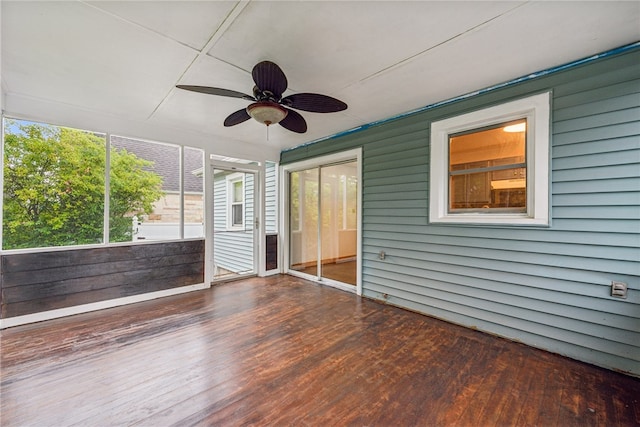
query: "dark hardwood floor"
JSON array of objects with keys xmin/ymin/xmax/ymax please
[{"xmin": 1, "ymin": 275, "xmax": 638, "ymax": 426}]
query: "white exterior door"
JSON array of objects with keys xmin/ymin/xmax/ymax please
[{"xmin": 210, "ymin": 161, "xmax": 260, "ymax": 282}]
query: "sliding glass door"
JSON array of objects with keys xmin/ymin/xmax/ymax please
[{"xmin": 288, "ymin": 160, "xmax": 358, "ymax": 288}]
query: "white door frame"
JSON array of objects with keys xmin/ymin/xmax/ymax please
[
  {"xmin": 208, "ymin": 159, "xmax": 262, "ymax": 283},
  {"xmin": 279, "ymin": 148, "xmax": 362, "ymax": 296}
]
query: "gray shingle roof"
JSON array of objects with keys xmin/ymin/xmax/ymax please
[{"xmin": 110, "ymin": 136, "xmax": 203, "ymax": 193}]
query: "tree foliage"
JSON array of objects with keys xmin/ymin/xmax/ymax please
[{"xmin": 3, "ymin": 120, "xmax": 164, "ymax": 249}]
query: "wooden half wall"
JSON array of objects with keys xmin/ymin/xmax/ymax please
[{"xmin": 0, "ymin": 239, "xmax": 205, "ymax": 318}]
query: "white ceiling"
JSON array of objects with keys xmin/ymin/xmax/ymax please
[{"xmin": 2, "ymin": 1, "xmax": 639, "ymax": 160}]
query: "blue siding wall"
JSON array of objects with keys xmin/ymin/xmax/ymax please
[{"xmin": 280, "ymin": 48, "xmax": 640, "ymax": 376}]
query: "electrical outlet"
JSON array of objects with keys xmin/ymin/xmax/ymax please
[{"xmin": 611, "ymin": 281, "xmax": 627, "ymax": 299}]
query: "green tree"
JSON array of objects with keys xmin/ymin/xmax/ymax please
[
  {"xmin": 2, "ymin": 120, "xmax": 164, "ymax": 249},
  {"xmin": 108, "ymin": 146, "xmax": 165, "ymax": 243}
]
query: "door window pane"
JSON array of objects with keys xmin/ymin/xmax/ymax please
[
  {"xmin": 289, "ymin": 168, "xmax": 318, "ymax": 277},
  {"xmin": 321, "ymin": 162, "xmax": 357, "ymax": 285},
  {"xmin": 214, "ymin": 169, "xmax": 255, "ymax": 280}
]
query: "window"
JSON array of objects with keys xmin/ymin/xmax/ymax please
[
  {"xmin": 2, "ymin": 118, "xmax": 205, "ymax": 250},
  {"xmin": 109, "ymin": 136, "xmax": 175, "ymax": 242},
  {"xmin": 109, "ymin": 136, "xmax": 204, "ymax": 242},
  {"xmin": 2, "ymin": 119, "xmax": 106, "ymax": 249},
  {"xmin": 429, "ymin": 92, "xmax": 550, "ymax": 226},
  {"xmin": 183, "ymin": 147, "xmax": 205, "ymax": 239},
  {"xmin": 228, "ymin": 175, "xmax": 244, "ymax": 229},
  {"xmin": 449, "ymin": 119, "xmax": 526, "ymax": 212}
]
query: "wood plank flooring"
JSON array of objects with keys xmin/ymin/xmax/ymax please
[
  {"xmin": 1, "ymin": 275, "xmax": 639, "ymax": 426},
  {"xmin": 298, "ymin": 260, "xmax": 357, "ymax": 285}
]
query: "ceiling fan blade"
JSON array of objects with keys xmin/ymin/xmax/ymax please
[
  {"xmin": 176, "ymin": 85, "xmax": 255, "ymax": 101},
  {"xmin": 224, "ymin": 108, "xmax": 251, "ymax": 127},
  {"xmin": 252, "ymin": 61, "xmax": 288, "ymax": 99},
  {"xmin": 279, "ymin": 108, "xmax": 307, "ymax": 133},
  {"xmin": 281, "ymin": 93, "xmax": 347, "ymax": 113}
]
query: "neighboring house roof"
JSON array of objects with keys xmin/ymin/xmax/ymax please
[{"xmin": 110, "ymin": 136, "xmax": 203, "ymax": 193}]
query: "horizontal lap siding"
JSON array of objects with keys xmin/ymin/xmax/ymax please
[
  {"xmin": 213, "ymin": 233, "xmax": 253, "ymax": 273},
  {"xmin": 0, "ymin": 240, "xmax": 205, "ymax": 318},
  {"xmin": 213, "ymin": 174, "xmax": 255, "ymax": 273},
  {"xmin": 265, "ymin": 162, "xmax": 278, "ymax": 233},
  {"xmin": 280, "ymin": 49, "xmax": 640, "ymax": 376}
]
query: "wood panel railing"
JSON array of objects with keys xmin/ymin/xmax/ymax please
[{"xmin": 1, "ymin": 240, "xmax": 205, "ymax": 318}]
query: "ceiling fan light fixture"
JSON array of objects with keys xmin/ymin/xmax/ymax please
[{"xmin": 247, "ymin": 102, "xmax": 288, "ymax": 126}]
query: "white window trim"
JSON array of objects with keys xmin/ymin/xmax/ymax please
[
  {"xmin": 429, "ymin": 92, "xmax": 550, "ymax": 226},
  {"xmin": 226, "ymin": 173, "xmax": 245, "ymax": 230}
]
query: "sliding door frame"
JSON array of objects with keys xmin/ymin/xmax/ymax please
[{"xmin": 280, "ymin": 148, "xmax": 362, "ymax": 296}]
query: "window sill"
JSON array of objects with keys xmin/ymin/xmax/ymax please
[{"xmin": 430, "ymin": 214, "xmax": 550, "ymax": 227}]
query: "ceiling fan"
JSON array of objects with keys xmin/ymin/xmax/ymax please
[{"xmin": 176, "ymin": 61, "xmax": 347, "ymax": 134}]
